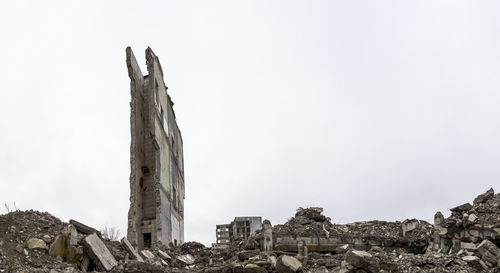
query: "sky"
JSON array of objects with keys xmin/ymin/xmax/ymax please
[{"xmin": 0, "ymin": 1, "xmax": 499, "ymax": 246}]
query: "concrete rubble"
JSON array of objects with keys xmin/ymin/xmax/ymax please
[
  {"xmin": 0, "ymin": 188, "xmax": 499, "ymax": 272},
  {"xmin": 82, "ymin": 233, "xmax": 118, "ymax": 271}
]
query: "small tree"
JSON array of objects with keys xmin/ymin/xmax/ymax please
[
  {"xmin": 101, "ymin": 225, "xmax": 121, "ymax": 241},
  {"xmin": 4, "ymin": 202, "xmax": 19, "ymax": 214}
]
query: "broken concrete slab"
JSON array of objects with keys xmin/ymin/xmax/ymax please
[
  {"xmin": 477, "ymin": 239, "xmax": 500, "ymax": 257},
  {"xmin": 82, "ymin": 233, "xmax": 117, "ymax": 271},
  {"xmin": 462, "ymin": 255, "xmax": 480, "ymax": 262},
  {"xmin": 402, "ymin": 219, "xmax": 419, "ymax": 237},
  {"xmin": 476, "ymin": 239, "xmax": 500, "ymax": 267},
  {"xmin": 177, "ymin": 253, "xmax": 195, "ymax": 265},
  {"xmin": 120, "ymin": 237, "xmax": 143, "ymax": 262},
  {"xmin": 69, "ymin": 219, "xmax": 100, "ymax": 235},
  {"xmin": 49, "ymin": 234, "xmax": 67, "ymax": 259},
  {"xmin": 276, "ymin": 255, "xmax": 302, "ymax": 273},
  {"xmin": 140, "ymin": 249, "xmax": 155, "ymax": 260},
  {"xmin": 158, "ymin": 249, "xmax": 172, "ymax": 261},
  {"xmin": 450, "ymin": 203, "xmax": 473, "ymax": 212}
]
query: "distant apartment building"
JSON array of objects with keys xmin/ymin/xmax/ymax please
[{"xmin": 216, "ymin": 217, "xmax": 262, "ymax": 246}]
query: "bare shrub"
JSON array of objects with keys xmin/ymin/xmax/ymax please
[{"xmin": 101, "ymin": 225, "xmax": 121, "ymax": 241}]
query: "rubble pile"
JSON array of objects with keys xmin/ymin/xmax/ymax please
[
  {"xmin": 272, "ymin": 207, "xmax": 432, "ymax": 254},
  {"xmin": 0, "ymin": 189, "xmax": 499, "ymax": 272},
  {"xmin": 431, "ymin": 187, "xmax": 500, "ymax": 269}
]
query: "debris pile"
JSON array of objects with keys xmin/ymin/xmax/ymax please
[
  {"xmin": 0, "ymin": 188, "xmax": 498, "ymax": 272},
  {"xmin": 431, "ymin": 187, "xmax": 500, "ymax": 269},
  {"xmin": 272, "ymin": 207, "xmax": 432, "ymax": 254}
]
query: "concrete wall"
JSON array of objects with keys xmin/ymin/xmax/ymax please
[{"xmin": 127, "ymin": 47, "xmax": 185, "ymax": 249}]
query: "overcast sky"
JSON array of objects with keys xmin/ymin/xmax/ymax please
[{"xmin": 1, "ymin": 1, "xmax": 499, "ymax": 246}]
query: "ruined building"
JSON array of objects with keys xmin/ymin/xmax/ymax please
[
  {"xmin": 126, "ymin": 47, "xmax": 185, "ymax": 249},
  {"xmin": 216, "ymin": 217, "xmax": 262, "ymax": 246}
]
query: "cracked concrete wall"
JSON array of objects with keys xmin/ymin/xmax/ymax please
[{"xmin": 126, "ymin": 47, "xmax": 185, "ymax": 249}]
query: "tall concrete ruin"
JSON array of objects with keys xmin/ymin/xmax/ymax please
[{"xmin": 126, "ymin": 47, "xmax": 185, "ymax": 248}]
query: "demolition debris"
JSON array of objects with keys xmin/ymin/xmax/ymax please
[{"xmin": 0, "ymin": 188, "xmax": 498, "ymax": 272}]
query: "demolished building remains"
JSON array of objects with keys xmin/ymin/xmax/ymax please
[
  {"xmin": 0, "ymin": 188, "xmax": 498, "ymax": 272},
  {"xmin": 126, "ymin": 47, "xmax": 185, "ymax": 249},
  {"xmin": 216, "ymin": 217, "xmax": 263, "ymax": 246}
]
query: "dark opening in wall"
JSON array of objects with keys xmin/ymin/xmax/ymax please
[
  {"xmin": 143, "ymin": 233, "xmax": 151, "ymax": 248},
  {"xmin": 174, "ymin": 239, "xmax": 178, "ymax": 246}
]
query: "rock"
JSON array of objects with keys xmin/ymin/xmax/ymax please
[
  {"xmin": 42, "ymin": 235, "xmax": 52, "ymax": 244},
  {"xmin": 140, "ymin": 249, "xmax": 155, "ymax": 260},
  {"xmin": 240, "ymin": 264, "xmax": 267, "ymax": 273},
  {"xmin": 450, "ymin": 203, "xmax": 473, "ymax": 212},
  {"xmin": 15, "ymin": 244, "xmax": 24, "ymax": 254},
  {"xmin": 25, "ymin": 238, "xmax": 48, "ymax": 250},
  {"xmin": 276, "ymin": 255, "xmax": 302, "ymax": 273},
  {"xmin": 82, "ymin": 233, "xmax": 117, "ymax": 271},
  {"xmin": 177, "ymin": 254, "xmax": 195, "ymax": 265},
  {"xmin": 120, "ymin": 237, "xmax": 143, "ymax": 262},
  {"xmin": 345, "ymin": 250, "xmax": 378, "ymax": 271},
  {"xmin": 473, "ymin": 188, "xmax": 494, "ymax": 205}
]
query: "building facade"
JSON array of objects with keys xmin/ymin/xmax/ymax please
[
  {"xmin": 216, "ymin": 217, "xmax": 262, "ymax": 246},
  {"xmin": 126, "ymin": 47, "xmax": 185, "ymax": 249}
]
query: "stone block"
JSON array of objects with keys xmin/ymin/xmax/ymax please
[
  {"xmin": 82, "ymin": 233, "xmax": 117, "ymax": 271},
  {"xmin": 467, "ymin": 214, "xmax": 478, "ymax": 224},
  {"xmin": 402, "ymin": 219, "xmax": 419, "ymax": 236},
  {"xmin": 120, "ymin": 237, "xmax": 143, "ymax": 262},
  {"xmin": 276, "ymin": 255, "xmax": 302, "ymax": 273},
  {"xmin": 460, "ymin": 242, "xmax": 476, "ymax": 250}
]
